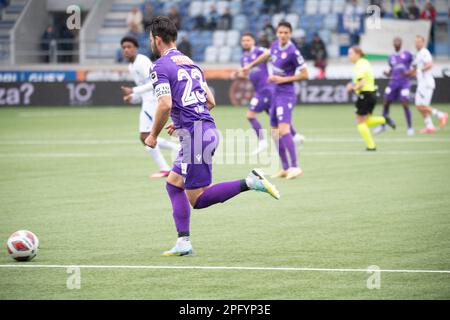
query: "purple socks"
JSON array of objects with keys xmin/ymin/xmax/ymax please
[
  {"xmin": 248, "ymin": 118, "xmax": 264, "ymax": 140},
  {"xmin": 403, "ymin": 106, "xmax": 412, "ymax": 129},
  {"xmin": 280, "ymin": 133, "xmax": 297, "ymax": 168},
  {"xmin": 166, "ymin": 180, "xmax": 250, "ymax": 236},
  {"xmin": 193, "ymin": 180, "xmax": 248, "ymax": 209},
  {"xmin": 166, "ymin": 183, "xmax": 191, "ymax": 236},
  {"xmin": 275, "ymin": 137, "xmax": 289, "ymax": 170}
]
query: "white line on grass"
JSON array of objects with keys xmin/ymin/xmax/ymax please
[
  {"xmin": 0, "ymin": 264, "xmax": 449, "ymax": 274},
  {"xmin": 1, "ymin": 150, "xmax": 450, "ymax": 158},
  {"xmin": 1, "ymin": 138, "xmax": 450, "ymax": 145}
]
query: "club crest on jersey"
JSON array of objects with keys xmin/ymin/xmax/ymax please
[
  {"xmin": 281, "ymin": 52, "xmax": 287, "ymax": 59},
  {"xmin": 150, "ymin": 71, "xmax": 158, "ymax": 84}
]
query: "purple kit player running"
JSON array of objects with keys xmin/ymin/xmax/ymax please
[
  {"xmin": 238, "ymin": 32, "xmax": 303, "ymax": 155},
  {"xmin": 375, "ymin": 37, "xmax": 414, "ymax": 136},
  {"xmin": 239, "ymin": 32, "xmax": 273, "ymax": 155},
  {"xmin": 145, "ymin": 17, "xmax": 280, "ymax": 256},
  {"xmin": 243, "ymin": 21, "xmax": 308, "ymax": 180}
]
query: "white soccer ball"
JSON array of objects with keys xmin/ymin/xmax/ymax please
[{"xmin": 6, "ymin": 230, "xmax": 39, "ymax": 261}]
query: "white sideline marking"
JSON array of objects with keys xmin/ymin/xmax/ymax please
[
  {"xmin": 0, "ymin": 264, "xmax": 449, "ymax": 274},
  {"xmin": 1, "ymin": 138, "xmax": 450, "ymax": 145},
  {"xmin": 0, "ymin": 150, "xmax": 449, "ymax": 158}
]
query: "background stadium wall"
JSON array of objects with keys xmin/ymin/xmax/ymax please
[{"xmin": 1, "ymin": 78, "xmax": 450, "ymax": 107}]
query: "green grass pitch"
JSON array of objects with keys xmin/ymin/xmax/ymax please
[{"xmin": 0, "ymin": 104, "xmax": 449, "ymax": 299}]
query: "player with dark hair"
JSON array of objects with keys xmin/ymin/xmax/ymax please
[
  {"xmin": 145, "ymin": 16, "xmax": 280, "ymax": 256},
  {"xmin": 237, "ymin": 32, "xmax": 304, "ymax": 155},
  {"xmin": 242, "ymin": 21, "xmax": 308, "ymax": 180},
  {"xmin": 374, "ymin": 37, "xmax": 414, "ymax": 136},
  {"xmin": 120, "ymin": 36, "xmax": 178, "ymax": 178}
]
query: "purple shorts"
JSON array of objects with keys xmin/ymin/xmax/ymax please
[
  {"xmin": 270, "ymin": 92, "xmax": 296, "ymax": 127},
  {"xmin": 248, "ymin": 89, "xmax": 272, "ymax": 113},
  {"xmin": 172, "ymin": 121, "xmax": 219, "ymax": 190},
  {"xmin": 384, "ymin": 81, "xmax": 411, "ymax": 102}
]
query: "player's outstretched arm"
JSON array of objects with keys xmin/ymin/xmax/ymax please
[
  {"xmin": 242, "ymin": 50, "xmax": 270, "ymax": 73},
  {"xmin": 269, "ymin": 67, "xmax": 309, "ymax": 84},
  {"xmin": 146, "ymin": 96, "xmax": 172, "ymax": 148}
]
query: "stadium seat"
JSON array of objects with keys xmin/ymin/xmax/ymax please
[
  {"xmin": 189, "ymin": 1, "xmax": 203, "ymax": 17},
  {"xmin": 332, "ymin": 0, "xmax": 346, "ymax": 14},
  {"xmin": 285, "ymin": 13, "xmax": 300, "ymax": 29},
  {"xmin": 305, "ymin": 0, "xmax": 318, "ymax": 15},
  {"xmin": 318, "ymin": 0, "xmax": 331, "ymax": 15},
  {"xmin": 231, "ymin": 46, "xmax": 242, "ymax": 63},
  {"xmin": 226, "ymin": 30, "xmax": 240, "ymax": 46},
  {"xmin": 293, "ymin": 29, "xmax": 306, "ymax": 39},
  {"xmin": 216, "ymin": 0, "xmax": 229, "ymax": 15},
  {"xmin": 204, "ymin": 45, "xmax": 218, "ymax": 62},
  {"xmin": 213, "ymin": 30, "xmax": 226, "ymax": 46},
  {"xmin": 202, "ymin": 1, "xmax": 215, "ymax": 16},
  {"xmin": 218, "ymin": 46, "xmax": 232, "ymax": 63},
  {"xmin": 318, "ymin": 29, "xmax": 331, "ymax": 44},
  {"xmin": 327, "ymin": 44, "xmax": 339, "ymax": 58},
  {"xmin": 229, "ymin": 0, "xmax": 242, "ymax": 15},
  {"xmin": 272, "ymin": 13, "xmax": 286, "ymax": 28},
  {"xmin": 324, "ymin": 13, "xmax": 338, "ymax": 30},
  {"xmin": 312, "ymin": 14, "xmax": 324, "ymax": 30},
  {"xmin": 232, "ymin": 14, "xmax": 248, "ymax": 30},
  {"xmin": 299, "ymin": 15, "xmax": 312, "ymax": 31}
]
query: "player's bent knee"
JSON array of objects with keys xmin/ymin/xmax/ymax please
[
  {"xmin": 167, "ymin": 171, "xmax": 184, "ymax": 189},
  {"xmin": 187, "ymin": 189, "xmax": 206, "ymax": 209}
]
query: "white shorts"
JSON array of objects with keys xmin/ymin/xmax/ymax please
[
  {"xmin": 139, "ymin": 109, "xmax": 154, "ymax": 133},
  {"xmin": 415, "ymin": 87, "xmax": 434, "ymax": 107},
  {"xmin": 138, "ymin": 94, "xmax": 157, "ymax": 133}
]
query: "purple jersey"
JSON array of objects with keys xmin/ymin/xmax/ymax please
[
  {"xmin": 151, "ymin": 48, "xmax": 214, "ymax": 131},
  {"xmin": 270, "ymin": 40, "xmax": 305, "ymax": 94},
  {"xmin": 388, "ymin": 50, "xmax": 413, "ymax": 84},
  {"xmin": 241, "ymin": 46, "xmax": 271, "ymax": 93}
]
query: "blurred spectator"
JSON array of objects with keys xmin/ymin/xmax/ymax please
[
  {"xmin": 194, "ymin": 14, "xmax": 206, "ymax": 30},
  {"xmin": 280, "ymin": 0, "xmax": 292, "ymax": 13},
  {"xmin": 178, "ymin": 36, "xmax": 192, "ymax": 58},
  {"xmin": 218, "ymin": 7, "xmax": 233, "ymax": 30},
  {"xmin": 262, "ymin": 0, "xmax": 279, "ymax": 14},
  {"xmin": 420, "ymin": 1, "xmax": 436, "ymax": 53},
  {"xmin": 58, "ymin": 26, "xmax": 75, "ymax": 63},
  {"xmin": 205, "ymin": 4, "xmax": 219, "ymax": 30},
  {"xmin": 257, "ymin": 32, "xmax": 270, "ymax": 48},
  {"xmin": 407, "ymin": 0, "xmax": 420, "ymax": 20},
  {"xmin": 309, "ymin": 33, "xmax": 328, "ymax": 79},
  {"xmin": 142, "ymin": 3, "xmax": 155, "ymax": 31},
  {"xmin": 41, "ymin": 26, "xmax": 57, "ymax": 63},
  {"xmin": 0, "ymin": 0, "xmax": 10, "ymax": 10},
  {"xmin": 262, "ymin": 19, "xmax": 276, "ymax": 43},
  {"xmin": 393, "ymin": 0, "xmax": 408, "ymax": 19},
  {"xmin": 168, "ymin": 6, "xmax": 181, "ymax": 30},
  {"xmin": 127, "ymin": 6, "xmax": 143, "ymax": 33},
  {"xmin": 295, "ymin": 36, "xmax": 310, "ymax": 60},
  {"xmin": 369, "ymin": 0, "xmax": 385, "ymax": 17},
  {"xmin": 343, "ymin": 0, "xmax": 364, "ymax": 46}
]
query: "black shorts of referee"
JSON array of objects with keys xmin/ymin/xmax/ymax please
[{"xmin": 355, "ymin": 91, "xmax": 377, "ymax": 116}]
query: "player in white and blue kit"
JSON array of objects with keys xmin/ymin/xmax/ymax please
[{"xmin": 120, "ymin": 36, "xmax": 178, "ymax": 178}]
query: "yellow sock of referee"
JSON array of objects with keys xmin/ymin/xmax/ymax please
[
  {"xmin": 357, "ymin": 122, "xmax": 376, "ymax": 149},
  {"xmin": 366, "ymin": 116, "xmax": 386, "ymax": 127}
]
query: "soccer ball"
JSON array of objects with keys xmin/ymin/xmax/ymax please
[{"xmin": 6, "ymin": 230, "xmax": 39, "ymax": 261}]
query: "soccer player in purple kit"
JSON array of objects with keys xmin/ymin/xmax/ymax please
[
  {"xmin": 145, "ymin": 17, "xmax": 280, "ymax": 256},
  {"xmin": 242, "ymin": 21, "xmax": 308, "ymax": 180},
  {"xmin": 237, "ymin": 32, "xmax": 304, "ymax": 155},
  {"xmin": 374, "ymin": 37, "xmax": 414, "ymax": 136}
]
